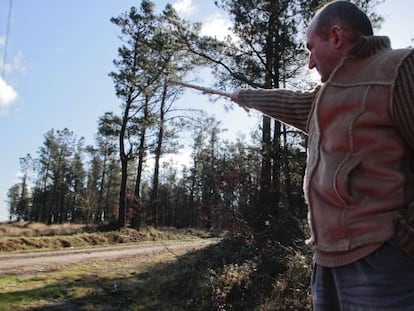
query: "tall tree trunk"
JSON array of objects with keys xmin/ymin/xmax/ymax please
[
  {"xmin": 97, "ymin": 153, "xmax": 107, "ymax": 223},
  {"xmin": 118, "ymin": 95, "xmax": 133, "ymax": 229},
  {"xmin": 282, "ymin": 124, "xmax": 293, "ymax": 209},
  {"xmin": 259, "ymin": 115, "xmax": 272, "ymax": 212},
  {"xmin": 272, "ymin": 120, "xmax": 281, "ymax": 207},
  {"xmin": 133, "ymin": 95, "xmax": 150, "ymax": 229},
  {"xmin": 119, "ymin": 156, "xmax": 128, "ymax": 229},
  {"xmin": 189, "ymin": 154, "xmax": 198, "ymax": 227},
  {"xmin": 150, "ymin": 84, "xmax": 168, "ymax": 227}
]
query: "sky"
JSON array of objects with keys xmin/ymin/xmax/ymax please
[{"xmin": 0, "ymin": 0, "xmax": 412, "ymax": 222}]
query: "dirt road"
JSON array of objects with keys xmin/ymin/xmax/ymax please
[{"xmin": 0, "ymin": 239, "xmax": 216, "ymax": 273}]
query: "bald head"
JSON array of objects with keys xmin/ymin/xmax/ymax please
[
  {"xmin": 312, "ymin": 1, "xmax": 373, "ymax": 43},
  {"xmin": 305, "ymin": 1, "xmax": 373, "ymax": 82}
]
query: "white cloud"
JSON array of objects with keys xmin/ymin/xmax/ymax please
[
  {"xmin": 172, "ymin": 0, "xmax": 196, "ymax": 16},
  {"xmin": 200, "ymin": 13, "xmax": 234, "ymax": 41},
  {"xmin": 0, "ymin": 77, "xmax": 18, "ymax": 115},
  {"xmin": 0, "ymin": 36, "xmax": 5, "ymax": 46},
  {"xmin": 10, "ymin": 52, "xmax": 26, "ymax": 74},
  {"xmin": 0, "ymin": 51, "xmax": 26, "ymax": 76},
  {"xmin": 162, "ymin": 149, "xmax": 192, "ymax": 168}
]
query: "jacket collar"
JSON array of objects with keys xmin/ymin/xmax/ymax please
[{"xmin": 348, "ymin": 36, "xmax": 391, "ymax": 58}]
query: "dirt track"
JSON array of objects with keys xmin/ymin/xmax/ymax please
[{"xmin": 0, "ymin": 239, "xmax": 216, "ymax": 273}]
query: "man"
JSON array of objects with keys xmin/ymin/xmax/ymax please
[{"xmin": 232, "ymin": 1, "xmax": 414, "ymax": 310}]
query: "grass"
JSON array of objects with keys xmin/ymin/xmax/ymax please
[
  {"xmin": 0, "ymin": 221, "xmax": 208, "ymax": 253},
  {"xmin": 0, "ymin": 222, "xmax": 313, "ymax": 310},
  {"xmin": 161, "ymin": 237, "xmax": 313, "ymax": 311},
  {"xmin": 0, "ymin": 222, "xmax": 95, "ymax": 237},
  {"xmin": 0, "ymin": 247, "xmax": 196, "ymax": 310}
]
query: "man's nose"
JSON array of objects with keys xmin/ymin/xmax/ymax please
[{"xmin": 308, "ymin": 54, "xmax": 315, "ymax": 70}]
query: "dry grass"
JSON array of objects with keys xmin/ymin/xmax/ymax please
[
  {"xmin": 0, "ymin": 221, "xmax": 210, "ymax": 253},
  {"xmin": 0, "ymin": 221, "xmax": 312, "ymax": 310},
  {"xmin": 0, "ymin": 221, "xmax": 93, "ymax": 237},
  {"xmin": 0, "ymin": 247, "xmax": 192, "ymax": 311}
]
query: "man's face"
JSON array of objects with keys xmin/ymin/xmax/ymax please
[{"xmin": 306, "ymin": 20, "xmax": 341, "ymax": 83}]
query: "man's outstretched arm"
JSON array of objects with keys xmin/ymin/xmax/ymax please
[{"xmin": 231, "ymin": 87, "xmax": 320, "ymax": 133}]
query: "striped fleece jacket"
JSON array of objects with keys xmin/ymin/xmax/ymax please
[{"xmin": 238, "ymin": 36, "xmax": 414, "ymax": 267}]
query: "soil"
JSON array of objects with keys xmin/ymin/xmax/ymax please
[{"xmin": 0, "ymin": 239, "xmax": 216, "ymax": 273}]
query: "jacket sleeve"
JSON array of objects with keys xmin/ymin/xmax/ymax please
[
  {"xmin": 238, "ymin": 87, "xmax": 319, "ymax": 133},
  {"xmin": 393, "ymin": 52, "xmax": 414, "ymax": 149}
]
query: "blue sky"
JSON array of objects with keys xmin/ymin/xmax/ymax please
[{"xmin": 0, "ymin": 0, "xmax": 412, "ymax": 222}]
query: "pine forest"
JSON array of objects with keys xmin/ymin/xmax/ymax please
[{"xmin": 6, "ymin": 0, "xmax": 383, "ymax": 242}]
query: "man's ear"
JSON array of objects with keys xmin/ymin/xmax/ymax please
[{"xmin": 329, "ymin": 25, "xmax": 345, "ymax": 49}]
